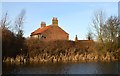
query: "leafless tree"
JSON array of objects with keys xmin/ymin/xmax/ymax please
[
  {"xmin": 1, "ymin": 10, "xmax": 26, "ymax": 59},
  {"xmin": 0, "ymin": 12, "xmax": 11, "ymax": 29},
  {"xmin": 14, "ymin": 9, "xmax": 26, "ymax": 37},
  {"xmin": 104, "ymin": 16, "xmax": 120, "ymax": 51},
  {"xmin": 86, "ymin": 29, "xmax": 93, "ymax": 40},
  {"xmin": 91, "ymin": 10, "xmax": 106, "ymax": 42},
  {"xmin": 91, "ymin": 10, "xmax": 120, "ymax": 52}
]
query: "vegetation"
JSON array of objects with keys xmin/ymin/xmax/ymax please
[
  {"xmin": 1, "ymin": 10, "xmax": 120, "ymax": 64},
  {"xmin": 25, "ymin": 38, "xmax": 93, "ymax": 58},
  {"xmin": 1, "ymin": 10, "xmax": 26, "ymax": 60},
  {"xmin": 90, "ymin": 10, "xmax": 120, "ymax": 56},
  {"xmin": 86, "ymin": 29, "xmax": 93, "ymax": 40}
]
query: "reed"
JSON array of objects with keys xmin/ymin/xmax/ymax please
[{"xmin": 3, "ymin": 51, "xmax": 119, "ymax": 64}]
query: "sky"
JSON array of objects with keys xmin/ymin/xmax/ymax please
[
  {"xmin": 1, "ymin": 0, "xmax": 120, "ymax": 2},
  {"xmin": 1, "ymin": 2, "xmax": 118, "ymax": 40}
]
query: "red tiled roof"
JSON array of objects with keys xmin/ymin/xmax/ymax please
[{"xmin": 31, "ymin": 26, "xmax": 51, "ymax": 35}]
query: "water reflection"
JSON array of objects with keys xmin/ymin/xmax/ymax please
[
  {"xmin": 2, "ymin": 61, "xmax": 120, "ymax": 74},
  {"xmin": 96, "ymin": 61, "xmax": 119, "ymax": 74}
]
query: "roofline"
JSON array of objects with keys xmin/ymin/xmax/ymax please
[
  {"xmin": 56, "ymin": 25, "xmax": 69, "ymax": 35},
  {"xmin": 30, "ymin": 24, "xmax": 69, "ymax": 36}
]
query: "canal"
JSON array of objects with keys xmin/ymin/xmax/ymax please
[{"xmin": 2, "ymin": 61, "xmax": 120, "ymax": 74}]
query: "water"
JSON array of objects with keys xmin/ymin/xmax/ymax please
[{"xmin": 2, "ymin": 61, "xmax": 120, "ymax": 74}]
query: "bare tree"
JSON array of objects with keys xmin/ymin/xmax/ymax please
[
  {"xmin": 86, "ymin": 29, "xmax": 93, "ymax": 40},
  {"xmin": 91, "ymin": 10, "xmax": 120, "ymax": 52},
  {"xmin": 91, "ymin": 10, "xmax": 107, "ymax": 53},
  {"xmin": 1, "ymin": 12, "xmax": 18, "ymax": 59},
  {"xmin": 91, "ymin": 10, "xmax": 106, "ymax": 42},
  {"xmin": 1, "ymin": 10, "xmax": 27, "ymax": 59},
  {"xmin": 14, "ymin": 9, "xmax": 26, "ymax": 37},
  {"xmin": 0, "ymin": 12, "xmax": 11, "ymax": 29},
  {"xmin": 104, "ymin": 16, "xmax": 120, "ymax": 51},
  {"xmin": 14, "ymin": 9, "xmax": 26, "ymax": 57}
]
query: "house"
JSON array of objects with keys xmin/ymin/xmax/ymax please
[
  {"xmin": 30, "ymin": 17, "xmax": 69, "ymax": 41},
  {"xmin": 74, "ymin": 35, "xmax": 94, "ymax": 51}
]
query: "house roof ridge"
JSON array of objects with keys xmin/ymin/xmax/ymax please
[
  {"xmin": 31, "ymin": 24, "xmax": 69, "ymax": 36},
  {"xmin": 31, "ymin": 25, "xmax": 51, "ymax": 35}
]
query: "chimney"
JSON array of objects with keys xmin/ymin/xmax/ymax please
[
  {"xmin": 52, "ymin": 17, "xmax": 58, "ymax": 26},
  {"xmin": 75, "ymin": 35, "xmax": 78, "ymax": 41},
  {"xmin": 41, "ymin": 22, "xmax": 46, "ymax": 28}
]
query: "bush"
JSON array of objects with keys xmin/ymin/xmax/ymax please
[
  {"xmin": 25, "ymin": 38, "xmax": 95, "ymax": 57},
  {"xmin": 2, "ymin": 28, "xmax": 18, "ymax": 58}
]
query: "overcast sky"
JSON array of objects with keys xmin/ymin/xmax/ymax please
[{"xmin": 2, "ymin": 2, "xmax": 118, "ymax": 40}]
